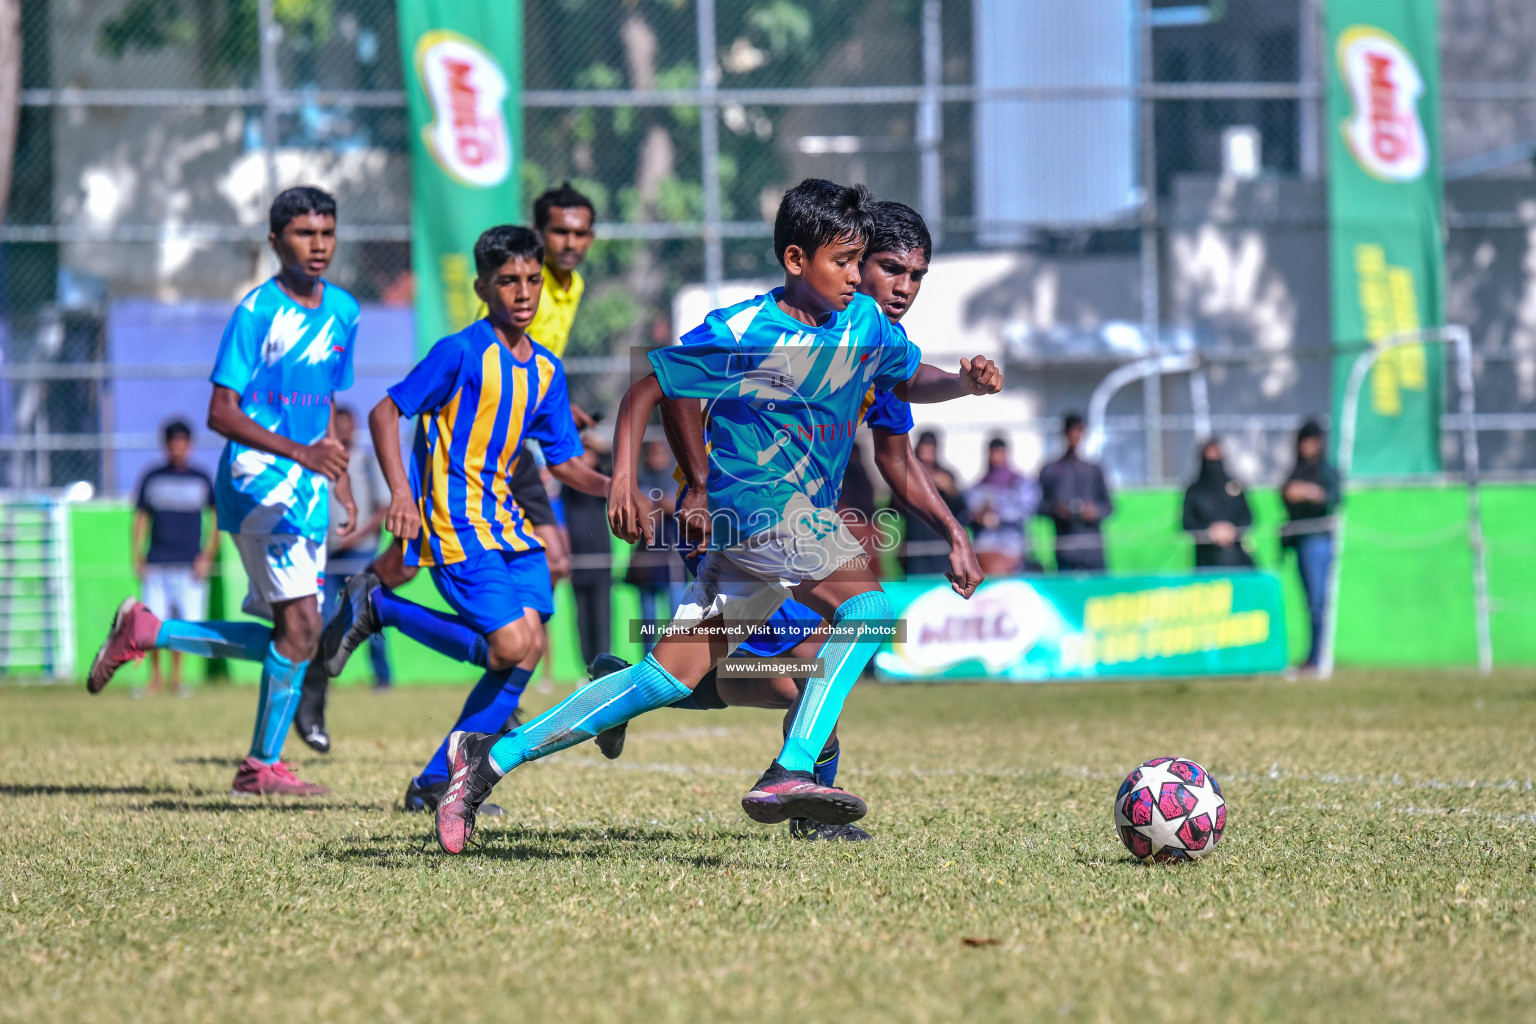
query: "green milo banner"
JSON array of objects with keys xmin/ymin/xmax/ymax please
[
  {"xmin": 874, "ymin": 574, "xmax": 1288, "ymax": 681},
  {"xmin": 1326, "ymin": 0, "xmax": 1445, "ymax": 475},
  {"xmin": 398, "ymin": 1, "xmax": 523, "ymax": 355}
]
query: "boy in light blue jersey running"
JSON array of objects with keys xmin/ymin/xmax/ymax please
[
  {"xmin": 433, "ymin": 180, "xmax": 1003, "ymax": 853},
  {"xmin": 591, "ymin": 201, "xmax": 978, "ymax": 843},
  {"xmin": 88, "ymin": 187, "xmax": 358, "ymax": 797}
]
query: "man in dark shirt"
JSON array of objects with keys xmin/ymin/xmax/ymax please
[
  {"xmin": 901, "ymin": 430, "xmax": 967, "ymax": 576},
  {"xmin": 1280, "ymin": 418, "xmax": 1341, "ymax": 671},
  {"xmin": 132, "ymin": 420, "xmax": 218, "ymax": 696},
  {"xmin": 1038, "ymin": 414, "xmax": 1113, "ymax": 572}
]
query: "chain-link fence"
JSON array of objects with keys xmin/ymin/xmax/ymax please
[{"xmin": 5, "ymin": 0, "xmax": 1536, "ymax": 497}]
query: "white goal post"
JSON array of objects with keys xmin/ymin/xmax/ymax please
[{"xmin": 1322, "ymin": 325, "xmax": 1492, "ymax": 678}]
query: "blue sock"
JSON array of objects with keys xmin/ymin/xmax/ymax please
[
  {"xmin": 415, "ymin": 666, "xmax": 533, "ymax": 786},
  {"xmin": 814, "ymin": 741, "xmax": 840, "ymax": 788},
  {"xmin": 249, "ymin": 644, "xmax": 306, "ymax": 763},
  {"xmin": 778, "ymin": 590, "xmax": 892, "ymax": 773},
  {"xmin": 157, "ymin": 620, "xmax": 270, "ymax": 661},
  {"xmin": 489, "ymin": 654, "xmax": 689, "ymax": 773},
  {"xmin": 373, "ymin": 588, "xmax": 489, "ymax": 667}
]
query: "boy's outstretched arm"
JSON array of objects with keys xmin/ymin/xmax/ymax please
[
  {"xmin": 894, "ymin": 356, "xmax": 1004, "ymax": 403},
  {"xmin": 207, "ymin": 384, "xmax": 348, "ymax": 479},
  {"xmin": 368, "ymin": 395, "xmax": 421, "ymax": 541},
  {"xmin": 547, "ymin": 458, "xmax": 610, "ymax": 499},
  {"xmin": 609, "ymin": 373, "xmax": 666, "ymax": 544},
  {"xmin": 872, "ymin": 427, "xmax": 983, "ymax": 599}
]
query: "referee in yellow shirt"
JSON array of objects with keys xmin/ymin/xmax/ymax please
[
  {"xmin": 512, "ymin": 183, "xmax": 596, "ymax": 595},
  {"xmin": 528, "ymin": 183, "xmax": 594, "ymax": 360}
]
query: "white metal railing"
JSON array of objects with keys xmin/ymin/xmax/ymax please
[{"xmin": 0, "ymin": 496, "xmax": 76, "ymax": 680}]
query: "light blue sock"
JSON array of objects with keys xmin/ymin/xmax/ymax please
[
  {"xmin": 489, "ymin": 654, "xmax": 689, "ymax": 773},
  {"xmin": 249, "ymin": 644, "xmax": 307, "ymax": 763},
  {"xmin": 778, "ymin": 590, "xmax": 892, "ymax": 773},
  {"xmin": 157, "ymin": 620, "xmax": 270, "ymax": 661},
  {"xmin": 415, "ymin": 666, "xmax": 532, "ymax": 786}
]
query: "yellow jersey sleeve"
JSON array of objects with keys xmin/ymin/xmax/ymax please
[{"xmin": 527, "ymin": 266, "xmax": 585, "ymax": 359}]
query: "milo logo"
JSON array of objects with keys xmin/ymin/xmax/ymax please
[
  {"xmin": 414, "ymin": 31, "xmax": 512, "ymax": 188},
  {"xmin": 1336, "ymin": 25, "xmax": 1428, "ymax": 182}
]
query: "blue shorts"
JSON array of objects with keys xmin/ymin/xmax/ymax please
[
  {"xmin": 430, "ymin": 548, "xmax": 553, "ymax": 635},
  {"xmin": 682, "ymin": 551, "xmax": 824, "ymax": 657}
]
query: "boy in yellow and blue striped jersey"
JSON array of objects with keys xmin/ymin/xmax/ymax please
[{"xmin": 324, "ymin": 225, "xmax": 610, "ymax": 811}]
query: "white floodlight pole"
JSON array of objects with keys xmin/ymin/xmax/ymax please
[{"xmin": 1323, "ymin": 326, "xmax": 1492, "ymax": 678}]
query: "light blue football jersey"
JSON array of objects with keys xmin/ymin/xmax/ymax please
[
  {"xmin": 209, "ymin": 277, "xmax": 358, "ymax": 540},
  {"xmin": 649, "ymin": 290, "xmax": 921, "ymax": 544}
]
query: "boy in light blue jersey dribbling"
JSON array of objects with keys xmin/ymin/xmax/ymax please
[
  {"xmin": 434, "ymin": 180, "xmax": 1004, "ymax": 854},
  {"xmin": 591, "ymin": 201, "xmax": 980, "ymax": 844},
  {"xmin": 88, "ymin": 187, "xmax": 359, "ymax": 797}
]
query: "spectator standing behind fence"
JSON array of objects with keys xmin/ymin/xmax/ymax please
[
  {"xmin": 563, "ymin": 443, "xmax": 613, "ymax": 670},
  {"xmin": 1039, "ymin": 414, "xmax": 1113, "ymax": 572},
  {"xmin": 1182, "ymin": 438, "xmax": 1254, "ymax": 569},
  {"xmin": 626, "ymin": 439, "xmax": 684, "ymax": 652},
  {"xmin": 901, "ymin": 429, "xmax": 968, "ymax": 576},
  {"xmin": 1281, "ymin": 419, "xmax": 1341, "ymax": 672},
  {"xmin": 965, "ymin": 435, "xmax": 1039, "ymax": 575},
  {"xmin": 132, "ymin": 420, "xmax": 218, "ymax": 697}
]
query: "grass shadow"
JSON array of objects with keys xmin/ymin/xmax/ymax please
[
  {"xmin": 129, "ymin": 798, "xmax": 389, "ymax": 814},
  {"xmin": 0, "ymin": 783, "xmax": 181, "ymax": 797},
  {"xmin": 328, "ymin": 823, "xmax": 740, "ymax": 868}
]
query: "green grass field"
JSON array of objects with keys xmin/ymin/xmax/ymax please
[{"xmin": 4, "ymin": 670, "xmax": 1535, "ymax": 1023}]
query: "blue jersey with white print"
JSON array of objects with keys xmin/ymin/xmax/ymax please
[
  {"xmin": 210, "ymin": 277, "xmax": 358, "ymax": 541},
  {"xmin": 650, "ymin": 290, "xmax": 921, "ymax": 545}
]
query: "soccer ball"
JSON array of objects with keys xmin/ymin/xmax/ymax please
[{"xmin": 1114, "ymin": 756, "xmax": 1227, "ymax": 863}]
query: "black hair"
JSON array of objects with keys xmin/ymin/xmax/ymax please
[
  {"xmin": 866, "ymin": 200, "xmax": 932, "ymax": 263},
  {"xmin": 916, "ymin": 430, "xmax": 939, "ymax": 447},
  {"xmin": 533, "ymin": 182, "xmax": 595, "ymax": 230},
  {"xmin": 474, "ymin": 225, "xmax": 545, "ymax": 278},
  {"xmin": 1297, "ymin": 417, "xmax": 1324, "ymax": 442},
  {"xmin": 334, "ymin": 405, "xmax": 355, "ymax": 421},
  {"xmin": 269, "ymin": 186, "xmax": 337, "ymax": 235},
  {"xmin": 1063, "ymin": 413, "xmax": 1085, "ymax": 433},
  {"xmin": 773, "ymin": 178, "xmax": 874, "ymax": 267},
  {"xmin": 988, "ymin": 435, "xmax": 1009, "ymax": 450},
  {"xmin": 163, "ymin": 419, "xmax": 192, "ymax": 443}
]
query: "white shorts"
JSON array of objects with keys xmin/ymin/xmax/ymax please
[
  {"xmin": 231, "ymin": 533, "xmax": 326, "ymax": 622},
  {"xmin": 141, "ymin": 566, "xmax": 206, "ymax": 621},
  {"xmin": 669, "ymin": 505, "xmax": 867, "ymax": 657}
]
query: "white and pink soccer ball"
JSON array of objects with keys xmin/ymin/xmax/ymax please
[{"xmin": 1114, "ymin": 756, "xmax": 1227, "ymax": 863}]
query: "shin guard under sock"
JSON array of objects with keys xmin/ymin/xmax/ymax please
[
  {"xmin": 249, "ymin": 644, "xmax": 307, "ymax": 763},
  {"xmin": 489, "ymin": 654, "xmax": 689, "ymax": 773}
]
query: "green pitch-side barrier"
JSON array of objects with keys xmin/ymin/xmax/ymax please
[{"xmin": 62, "ymin": 482, "xmax": 1533, "ymax": 686}]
